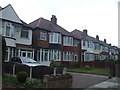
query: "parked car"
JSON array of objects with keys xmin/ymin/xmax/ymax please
[{"xmin": 9, "ymin": 57, "xmax": 48, "ymax": 67}]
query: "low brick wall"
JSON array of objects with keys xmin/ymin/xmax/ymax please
[{"xmin": 43, "ymin": 73, "xmax": 72, "ymax": 88}]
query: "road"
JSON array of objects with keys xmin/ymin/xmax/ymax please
[{"xmin": 68, "ymin": 72, "xmax": 108, "ymax": 88}]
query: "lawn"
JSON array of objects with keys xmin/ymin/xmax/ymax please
[
  {"xmin": 2, "ymin": 74, "xmax": 44, "ymax": 88},
  {"xmin": 67, "ymin": 68, "xmax": 109, "ymax": 76}
]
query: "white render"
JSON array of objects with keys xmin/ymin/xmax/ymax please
[
  {"xmin": 0, "ymin": 4, "xmax": 22, "ymax": 24},
  {"xmin": 16, "ymin": 29, "xmax": 32, "ymax": 45},
  {"xmin": 5, "ymin": 38, "xmax": 16, "ymax": 47}
]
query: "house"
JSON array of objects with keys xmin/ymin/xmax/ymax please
[
  {"xmin": 71, "ymin": 29, "xmax": 119, "ymax": 67},
  {"xmin": 29, "ymin": 15, "xmax": 81, "ymax": 67},
  {"xmin": 0, "ymin": 4, "xmax": 34, "ymax": 61}
]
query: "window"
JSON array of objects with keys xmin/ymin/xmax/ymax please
[
  {"xmin": 5, "ymin": 47, "xmax": 14, "ymax": 61},
  {"xmin": 74, "ymin": 54, "xmax": 78, "ymax": 61},
  {"xmin": 63, "ymin": 52, "xmax": 73, "ymax": 61},
  {"xmin": 83, "ymin": 40, "xmax": 86, "ymax": 46},
  {"xmin": 21, "ymin": 29, "xmax": 29, "ymax": 38},
  {"xmin": 5, "ymin": 22, "xmax": 14, "ymax": 37},
  {"xmin": 40, "ymin": 31, "xmax": 46, "ymax": 40},
  {"xmin": 63, "ymin": 36, "xmax": 73, "ymax": 46},
  {"xmin": 37, "ymin": 49, "xmax": 61, "ymax": 62},
  {"xmin": 49, "ymin": 32, "xmax": 61, "ymax": 44},
  {"xmin": 74, "ymin": 40, "xmax": 78, "ymax": 47}
]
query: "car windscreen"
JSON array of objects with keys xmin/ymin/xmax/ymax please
[{"xmin": 21, "ymin": 57, "xmax": 37, "ymax": 63}]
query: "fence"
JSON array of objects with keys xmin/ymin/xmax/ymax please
[{"xmin": 2, "ymin": 62, "xmax": 64, "ymax": 81}]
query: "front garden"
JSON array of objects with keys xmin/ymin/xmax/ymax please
[{"xmin": 67, "ymin": 66, "xmax": 109, "ymax": 76}]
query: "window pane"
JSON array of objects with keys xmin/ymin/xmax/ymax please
[
  {"xmin": 6, "ymin": 23, "xmax": 10, "ymax": 36},
  {"xmin": 40, "ymin": 32, "xmax": 46, "ymax": 40},
  {"xmin": 21, "ymin": 29, "xmax": 29, "ymax": 38}
]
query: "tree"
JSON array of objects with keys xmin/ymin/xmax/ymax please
[{"xmin": 2, "ymin": 36, "xmax": 6, "ymax": 62}]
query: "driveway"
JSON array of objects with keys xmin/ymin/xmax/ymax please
[{"xmin": 68, "ymin": 72, "xmax": 108, "ymax": 88}]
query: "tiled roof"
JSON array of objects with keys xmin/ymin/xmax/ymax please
[
  {"xmin": 71, "ymin": 29, "xmax": 112, "ymax": 47},
  {"xmin": 29, "ymin": 17, "xmax": 71, "ymax": 36},
  {"xmin": 21, "ymin": 20, "xmax": 33, "ymax": 29}
]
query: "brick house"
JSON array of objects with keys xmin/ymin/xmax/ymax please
[
  {"xmin": 29, "ymin": 15, "xmax": 81, "ymax": 67},
  {"xmin": 71, "ymin": 29, "xmax": 119, "ymax": 68},
  {"xmin": 0, "ymin": 4, "xmax": 34, "ymax": 61}
]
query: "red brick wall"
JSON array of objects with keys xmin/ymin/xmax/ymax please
[{"xmin": 32, "ymin": 29, "xmax": 49, "ymax": 48}]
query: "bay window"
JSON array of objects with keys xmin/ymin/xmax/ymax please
[
  {"xmin": 49, "ymin": 32, "xmax": 61, "ymax": 44},
  {"xmin": 63, "ymin": 36, "xmax": 73, "ymax": 46},
  {"xmin": 63, "ymin": 52, "xmax": 73, "ymax": 61}
]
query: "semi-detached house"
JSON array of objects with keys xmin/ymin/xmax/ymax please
[
  {"xmin": 0, "ymin": 4, "xmax": 34, "ymax": 61},
  {"xmin": 29, "ymin": 15, "xmax": 81, "ymax": 67},
  {"xmin": 0, "ymin": 4, "xmax": 119, "ymax": 67},
  {"xmin": 71, "ymin": 29, "xmax": 118, "ymax": 63}
]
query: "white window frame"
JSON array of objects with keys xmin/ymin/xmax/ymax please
[
  {"xmin": 63, "ymin": 52, "xmax": 73, "ymax": 61},
  {"xmin": 20, "ymin": 29, "xmax": 29, "ymax": 39},
  {"xmin": 49, "ymin": 32, "xmax": 61, "ymax": 44},
  {"xmin": 63, "ymin": 36, "xmax": 73, "ymax": 46},
  {"xmin": 40, "ymin": 31, "xmax": 46, "ymax": 40},
  {"xmin": 4, "ymin": 22, "xmax": 14, "ymax": 37}
]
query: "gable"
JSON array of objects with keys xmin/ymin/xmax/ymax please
[{"xmin": 0, "ymin": 4, "xmax": 22, "ymax": 24}]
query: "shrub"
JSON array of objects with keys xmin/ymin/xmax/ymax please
[
  {"xmin": 114, "ymin": 59, "xmax": 120, "ymax": 64},
  {"xmin": 50, "ymin": 60, "xmax": 56, "ymax": 67},
  {"xmin": 17, "ymin": 71, "xmax": 28, "ymax": 83},
  {"xmin": 84, "ymin": 65, "xmax": 91, "ymax": 70}
]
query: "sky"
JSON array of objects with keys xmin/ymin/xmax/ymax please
[{"xmin": 1, "ymin": 0, "xmax": 119, "ymax": 47}]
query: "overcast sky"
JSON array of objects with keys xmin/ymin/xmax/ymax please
[{"xmin": 1, "ymin": 0, "xmax": 119, "ymax": 47}]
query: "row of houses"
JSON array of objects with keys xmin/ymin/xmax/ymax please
[{"xmin": 0, "ymin": 4, "xmax": 119, "ymax": 67}]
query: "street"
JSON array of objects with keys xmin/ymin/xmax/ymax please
[{"xmin": 68, "ymin": 72, "xmax": 108, "ymax": 88}]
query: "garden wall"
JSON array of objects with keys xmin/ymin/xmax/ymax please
[{"xmin": 43, "ymin": 73, "xmax": 72, "ymax": 88}]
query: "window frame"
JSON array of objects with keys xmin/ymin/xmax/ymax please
[
  {"xmin": 20, "ymin": 29, "xmax": 29, "ymax": 39},
  {"xmin": 40, "ymin": 31, "xmax": 47, "ymax": 40}
]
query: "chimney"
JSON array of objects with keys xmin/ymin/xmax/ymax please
[
  {"xmin": 51, "ymin": 15, "xmax": 57, "ymax": 24},
  {"xmin": 104, "ymin": 39, "xmax": 106, "ymax": 43},
  {"xmin": 83, "ymin": 29, "xmax": 87, "ymax": 35},
  {"xmin": 96, "ymin": 35, "xmax": 99, "ymax": 40},
  {"xmin": 109, "ymin": 43, "xmax": 111, "ymax": 46}
]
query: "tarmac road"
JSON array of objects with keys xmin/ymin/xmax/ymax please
[{"xmin": 67, "ymin": 72, "xmax": 108, "ymax": 88}]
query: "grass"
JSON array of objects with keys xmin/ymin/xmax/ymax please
[
  {"xmin": 2, "ymin": 74, "xmax": 44, "ymax": 88},
  {"xmin": 67, "ymin": 67, "xmax": 109, "ymax": 76}
]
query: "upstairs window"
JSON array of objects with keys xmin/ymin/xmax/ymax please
[
  {"xmin": 49, "ymin": 32, "xmax": 61, "ymax": 44},
  {"xmin": 74, "ymin": 40, "xmax": 78, "ymax": 47},
  {"xmin": 40, "ymin": 31, "xmax": 46, "ymax": 40},
  {"xmin": 5, "ymin": 22, "xmax": 14, "ymax": 37},
  {"xmin": 63, "ymin": 36, "xmax": 73, "ymax": 46},
  {"xmin": 83, "ymin": 40, "xmax": 86, "ymax": 46},
  {"xmin": 21, "ymin": 29, "xmax": 29, "ymax": 38}
]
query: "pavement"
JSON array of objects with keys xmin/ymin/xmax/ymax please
[{"xmin": 86, "ymin": 77, "xmax": 120, "ymax": 89}]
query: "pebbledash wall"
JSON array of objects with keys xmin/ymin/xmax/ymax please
[{"xmin": 1, "ymin": 4, "xmax": 119, "ymax": 67}]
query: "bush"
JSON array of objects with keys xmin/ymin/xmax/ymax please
[
  {"xmin": 17, "ymin": 71, "xmax": 28, "ymax": 83},
  {"xmin": 115, "ymin": 59, "xmax": 120, "ymax": 64},
  {"xmin": 84, "ymin": 65, "xmax": 91, "ymax": 70},
  {"xmin": 50, "ymin": 60, "xmax": 56, "ymax": 67}
]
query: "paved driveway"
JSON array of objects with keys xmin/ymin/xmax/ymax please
[{"xmin": 68, "ymin": 72, "xmax": 108, "ymax": 88}]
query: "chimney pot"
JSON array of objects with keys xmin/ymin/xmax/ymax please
[
  {"xmin": 104, "ymin": 39, "xmax": 106, "ymax": 43},
  {"xmin": 96, "ymin": 35, "xmax": 99, "ymax": 40},
  {"xmin": 83, "ymin": 29, "xmax": 87, "ymax": 35},
  {"xmin": 51, "ymin": 15, "xmax": 57, "ymax": 24}
]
